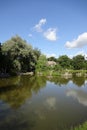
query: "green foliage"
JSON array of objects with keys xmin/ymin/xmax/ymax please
[
  {"xmin": 58, "ymin": 55, "xmax": 72, "ymax": 69},
  {"xmin": 36, "ymin": 54, "xmax": 47, "ymax": 72},
  {"xmin": 1, "ymin": 35, "xmax": 39, "ymax": 75},
  {"xmin": 33, "ymin": 48, "xmax": 41, "ymax": 60},
  {"xmin": 71, "ymin": 122, "xmax": 87, "ymax": 130},
  {"xmin": 11, "ymin": 60, "xmax": 21, "ymax": 75},
  {"xmin": 47, "ymin": 56, "xmax": 57, "ymax": 62},
  {"xmin": 0, "ymin": 36, "xmax": 87, "ymax": 76},
  {"xmin": 72, "ymin": 55, "xmax": 85, "ymax": 70},
  {"xmin": 53, "ymin": 64, "xmax": 62, "ymax": 71},
  {"xmin": 36, "ymin": 54, "xmax": 87, "ymax": 76}
]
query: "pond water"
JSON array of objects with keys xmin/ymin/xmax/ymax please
[{"xmin": 0, "ymin": 75, "xmax": 87, "ymax": 130}]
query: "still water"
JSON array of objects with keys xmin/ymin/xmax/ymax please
[{"xmin": 0, "ymin": 75, "xmax": 87, "ymax": 130}]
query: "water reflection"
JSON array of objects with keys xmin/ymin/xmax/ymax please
[
  {"xmin": 72, "ymin": 76, "xmax": 86, "ymax": 87},
  {"xmin": 0, "ymin": 76, "xmax": 46, "ymax": 108},
  {"xmin": 44, "ymin": 96, "xmax": 56, "ymax": 110},
  {"xmin": 0, "ymin": 76, "xmax": 20, "ymax": 88},
  {"xmin": 47, "ymin": 76, "xmax": 87, "ymax": 87},
  {"xmin": 47, "ymin": 76, "xmax": 71, "ymax": 85},
  {"xmin": 0, "ymin": 76, "xmax": 87, "ymax": 130},
  {"xmin": 66, "ymin": 88, "xmax": 87, "ymax": 106},
  {"xmin": 0, "ymin": 109, "xmax": 36, "ymax": 130},
  {"xmin": 0, "ymin": 76, "xmax": 87, "ymax": 109}
]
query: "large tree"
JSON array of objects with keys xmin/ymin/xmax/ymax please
[
  {"xmin": 72, "ymin": 55, "xmax": 86, "ymax": 70},
  {"xmin": 1, "ymin": 36, "xmax": 37, "ymax": 74},
  {"xmin": 58, "ymin": 55, "xmax": 72, "ymax": 69}
]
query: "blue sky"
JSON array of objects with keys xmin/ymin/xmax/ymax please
[{"xmin": 0, "ymin": 0, "xmax": 87, "ymax": 58}]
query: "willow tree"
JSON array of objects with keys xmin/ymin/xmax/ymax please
[{"xmin": 1, "ymin": 36, "xmax": 37, "ymax": 75}]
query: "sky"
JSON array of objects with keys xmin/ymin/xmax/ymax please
[{"xmin": 0, "ymin": 0, "xmax": 87, "ymax": 58}]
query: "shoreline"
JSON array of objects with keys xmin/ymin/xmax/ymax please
[
  {"xmin": 0, "ymin": 72, "xmax": 34, "ymax": 78},
  {"xmin": 0, "ymin": 70, "xmax": 87, "ymax": 78}
]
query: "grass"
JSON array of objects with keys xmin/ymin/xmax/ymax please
[
  {"xmin": 36, "ymin": 69, "xmax": 87, "ymax": 77},
  {"xmin": 71, "ymin": 122, "xmax": 87, "ymax": 130}
]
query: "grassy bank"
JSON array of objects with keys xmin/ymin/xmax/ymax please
[
  {"xmin": 71, "ymin": 122, "xmax": 87, "ymax": 130},
  {"xmin": 36, "ymin": 70, "xmax": 87, "ymax": 77}
]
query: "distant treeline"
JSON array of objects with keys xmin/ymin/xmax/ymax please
[{"xmin": 0, "ymin": 36, "xmax": 87, "ymax": 76}]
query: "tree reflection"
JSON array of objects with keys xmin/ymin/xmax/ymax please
[
  {"xmin": 0, "ymin": 76, "xmax": 20, "ymax": 88},
  {"xmin": 47, "ymin": 76, "xmax": 71, "ymax": 86},
  {"xmin": 47, "ymin": 76, "xmax": 87, "ymax": 87},
  {"xmin": 0, "ymin": 76, "xmax": 46, "ymax": 109},
  {"xmin": 0, "ymin": 109, "xmax": 36, "ymax": 130},
  {"xmin": 0, "ymin": 75, "xmax": 87, "ymax": 109},
  {"xmin": 72, "ymin": 76, "xmax": 86, "ymax": 87}
]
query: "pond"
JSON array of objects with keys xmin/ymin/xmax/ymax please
[{"xmin": 0, "ymin": 75, "xmax": 87, "ymax": 130}]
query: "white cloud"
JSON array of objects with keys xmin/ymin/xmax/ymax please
[
  {"xmin": 65, "ymin": 32, "xmax": 87, "ymax": 48},
  {"xmin": 32, "ymin": 18, "xmax": 58, "ymax": 42},
  {"xmin": 44, "ymin": 28, "xmax": 57, "ymax": 41},
  {"xmin": 34, "ymin": 18, "xmax": 46, "ymax": 32}
]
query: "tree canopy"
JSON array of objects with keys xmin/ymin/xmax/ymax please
[
  {"xmin": 0, "ymin": 36, "xmax": 41, "ymax": 75},
  {"xmin": 58, "ymin": 55, "xmax": 72, "ymax": 69},
  {"xmin": 72, "ymin": 55, "xmax": 86, "ymax": 70}
]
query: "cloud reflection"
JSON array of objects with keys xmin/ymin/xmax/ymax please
[
  {"xmin": 66, "ymin": 89, "xmax": 87, "ymax": 106},
  {"xmin": 44, "ymin": 97, "xmax": 56, "ymax": 110}
]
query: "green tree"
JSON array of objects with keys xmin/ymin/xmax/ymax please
[
  {"xmin": 58, "ymin": 55, "xmax": 72, "ymax": 69},
  {"xmin": 53, "ymin": 64, "xmax": 62, "ymax": 71},
  {"xmin": 72, "ymin": 55, "xmax": 85, "ymax": 70},
  {"xmin": 11, "ymin": 60, "xmax": 21, "ymax": 75},
  {"xmin": 47, "ymin": 56, "xmax": 57, "ymax": 62},
  {"xmin": 1, "ymin": 35, "xmax": 37, "ymax": 74},
  {"xmin": 33, "ymin": 48, "xmax": 41, "ymax": 60},
  {"xmin": 36, "ymin": 54, "xmax": 47, "ymax": 72},
  {"xmin": 85, "ymin": 61, "xmax": 87, "ymax": 69}
]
